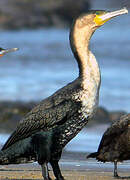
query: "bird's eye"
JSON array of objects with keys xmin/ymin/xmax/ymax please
[
  {"xmin": 96, "ymin": 11, "xmax": 103, "ymax": 15},
  {"xmin": 95, "ymin": 10, "xmax": 107, "ymax": 16}
]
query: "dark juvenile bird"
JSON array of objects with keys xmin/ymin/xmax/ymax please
[
  {"xmin": 0, "ymin": 47, "xmax": 18, "ymax": 57},
  {"xmin": 87, "ymin": 114, "xmax": 130, "ymax": 178},
  {"xmin": 0, "ymin": 8, "xmax": 128, "ymax": 180}
]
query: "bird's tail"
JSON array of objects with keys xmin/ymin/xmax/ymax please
[
  {"xmin": 87, "ymin": 152, "xmax": 98, "ymax": 159},
  {"xmin": 0, "ymin": 137, "xmax": 36, "ymax": 165},
  {"xmin": 0, "ymin": 150, "xmax": 36, "ymax": 165}
]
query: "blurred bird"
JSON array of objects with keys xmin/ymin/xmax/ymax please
[
  {"xmin": 87, "ymin": 114, "xmax": 130, "ymax": 178},
  {"xmin": 0, "ymin": 8, "xmax": 128, "ymax": 180},
  {"xmin": 0, "ymin": 47, "xmax": 18, "ymax": 57}
]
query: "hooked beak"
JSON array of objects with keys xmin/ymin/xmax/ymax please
[
  {"xmin": 94, "ymin": 8, "xmax": 128, "ymax": 26},
  {"xmin": 0, "ymin": 48, "xmax": 19, "ymax": 57},
  {"xmin": 100, "ymin": 8, "xmax": 128, "ymax": 21}
]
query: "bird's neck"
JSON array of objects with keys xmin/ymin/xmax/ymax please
[{"xmin": 70, "ymin": 25, "xmax": 100, "ymax": 86}]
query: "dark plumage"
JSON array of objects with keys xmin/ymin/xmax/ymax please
[
  {"xmin": 0, "ymin": 8, "xmax": 128, "ymax": 180},
  {"xmin": 87, "ymin": 114, "xmax": 130, "ymax": 178}
]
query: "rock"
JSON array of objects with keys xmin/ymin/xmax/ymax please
[
  {"xmin": 88, "ymin": 107, "xmax": 111, "ymax": 127},
  {"xmin": 0, "ymin": 101, "xmax": 37, "ymax": 133},
  {"xmin": 94, "ymin": 107, "xmax": 110, "ymax": 124},
  {"xmin": 109, "ymin": 111, "xmax": 127, "ymax": 123},
  {"xmin": 0, "ymin": 0, "xmax": 90, "ymax": 29}
]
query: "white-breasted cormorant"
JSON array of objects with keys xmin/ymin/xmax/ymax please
[
  {"xmin": 0, "ymin": 8, "xmax": 128, "ymax": 180},
  {"xmin": 87, "ymin": 114, "xmax": 130, "ymax": 178}
]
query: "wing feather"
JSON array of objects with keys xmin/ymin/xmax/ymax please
[{"xmin": 2, "ymin": 98, "xmax": 77, "ymax": 150}]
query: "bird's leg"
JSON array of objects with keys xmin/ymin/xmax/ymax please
[
  {"xmin": 41, "ymin": 163, "xmax": 52, "ymax": 180},
  {"xmin": 114, "ymin": 160, "xmax": 119, "ymax": 178},
  {"xmin": 50, "ymin": 160, "xmax": 65, "ymax": 180}
]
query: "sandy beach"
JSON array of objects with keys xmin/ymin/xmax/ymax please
[
  {"xmin": 0, "ymin": 162, "xmax": 129, "ymax": 180},
  {"xmin": 0, "ymin": 153, "xmax": 129, "ymax": 180}
]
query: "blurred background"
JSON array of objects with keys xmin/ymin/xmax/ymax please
[{"xmin": 0, "ymin": 0, "xmax": 130, "ymax": 154}]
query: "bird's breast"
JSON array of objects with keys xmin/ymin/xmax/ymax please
[{"xmin": 77, "ymin": 81, "xmax": 99, "ymax": 120}]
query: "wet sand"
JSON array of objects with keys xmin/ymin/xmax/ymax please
[{"xmin": 0, "ymin": 158, "xmax": 130, "ymax": 180}]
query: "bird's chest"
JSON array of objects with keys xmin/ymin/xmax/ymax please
[{"xmin": 77, "ymin": 83, "xmax": 99, "ymax": 119}]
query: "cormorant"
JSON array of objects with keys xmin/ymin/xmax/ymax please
[
  {"xmin": 0, "ymin": 8, "xmax": 128, "ymax": 180},
  {"xmin": 0, "ymin": 47, "xmax": 18, "ymax": 57},
  {"xmin": 87, "ymin": 114, "xmax": 130, "ymax": 178}
]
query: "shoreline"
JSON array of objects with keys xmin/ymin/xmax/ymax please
[{"xmin": 0, "ymin": 158, "xmax": 130, "ymax": 179}]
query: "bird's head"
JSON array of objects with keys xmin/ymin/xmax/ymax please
[
  {"xmin": 0, "ymin": 47, "xmax": 18, "ymax": 57},
  {"xmin": 74, "ymin": 8, "xmax": 128, "ymax": 31}
]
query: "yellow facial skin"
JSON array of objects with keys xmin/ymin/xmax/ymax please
[{"xmin": 94, "ymin": 14, "xmax": 111, "ymax": 26}]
